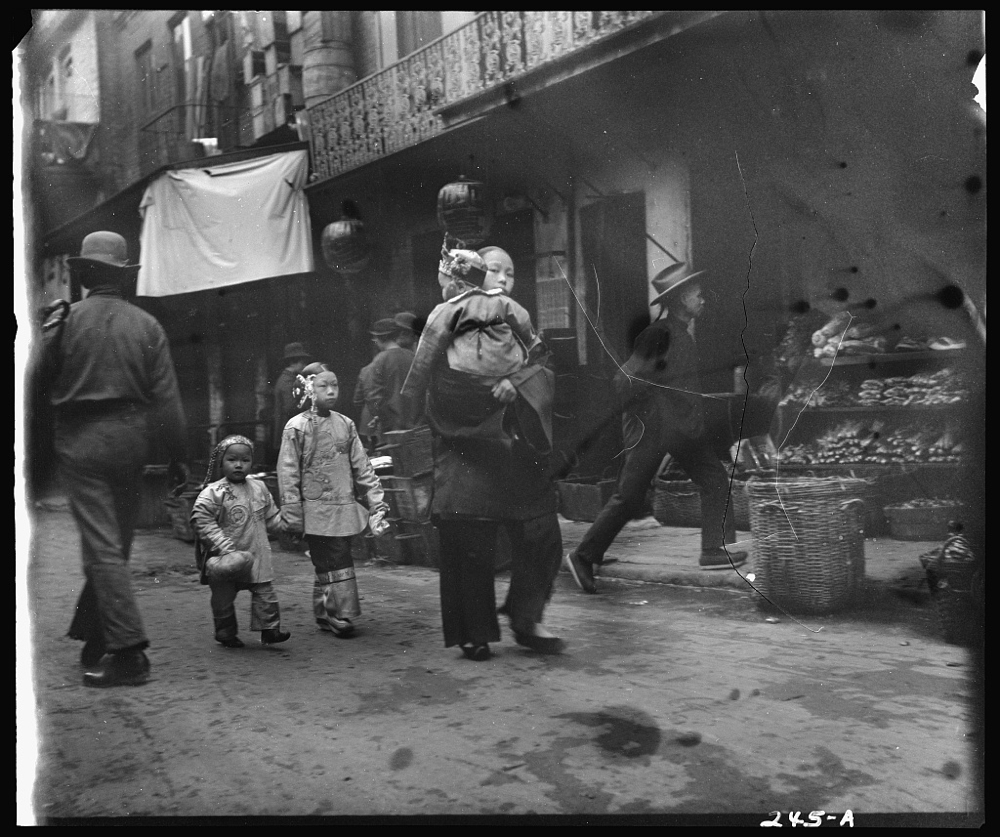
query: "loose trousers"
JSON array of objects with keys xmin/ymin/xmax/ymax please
[
  {"xmin": 436, "ymin": 512, "xmax": 563, "ymax": 648},
  {"xmin": 575, "ymin": 411, "xmax": 736, "ymax": 565},
  {"xmin": 57, "ymin": 408, "xmax": 150, "ymax": 653},
  {"xmin": 306, "ymin": 535, "xmax": 361, "ymax": 632},
  {"xmin": 209, "ymin": 580, "xmax": 280, "ymax": 640}
]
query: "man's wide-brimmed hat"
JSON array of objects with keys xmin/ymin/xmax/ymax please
[
  {"xmin": 67, "ymin": 231, "xmax": 140, "ymax": 271},
  {"xmin": 283, "ymin": 342, "xmax": 312, "ymax": 360},
  {"xmin": 393, "ymin": 311, "xmax": 417, "ymax": 332},
  {"xmin": 370, "ymin": 318, "xmax": 399, "ymax": 337},
  {"xmin": 650, "ymin": 262, "xmax": 708, "ymax": 308}
]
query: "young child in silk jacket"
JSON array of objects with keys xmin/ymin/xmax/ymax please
[
  {"xmin": 190, "ymin": 434, "xmax": 291, "ymax": 648},
  {"xmin": 277, "ymin": 368, "xmax": 388, "ymax": 637}
]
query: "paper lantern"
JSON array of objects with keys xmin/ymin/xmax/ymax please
[
  {"xmin": 436, "ymin": 176, "xmax": 492, "ymax": 246},
  {"xmin": 321, "ymin": 215, "xmax": 370, "ymax": 274}
]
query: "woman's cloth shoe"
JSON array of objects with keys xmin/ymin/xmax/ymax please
[
  {"xmin": 82, "ymin": 649, "xmax": 150, "ymax": 688},
  {"xmin": 216, "ymin": 636, "xmax": 245, "ymax": 648},
  {"xmin": 512, "ymin": 630, "xmax": 566, "ymax": 655},
  {"xmin": 261, "ymin": 628, "xmax": 291, "ymax": 644},
  {"xmin": 80, "ymin": 638, "xmax": 107, "ymax": 668},
  {"xmin": 699, "ymin": 548, "xmax": 748, "ymax": 570},
  {"xmin": 318, "ymin": 617, "xmax": 355, "ymax": 638},
  {"xmin": 565, "ymin": 552, "xmax": 597, "ymax": 594},
  {"xmin": 461, "ymin": 644, "xmax": 491, "ymax": 661}
]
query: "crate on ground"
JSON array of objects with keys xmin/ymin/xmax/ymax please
[
  {"xmin": 395, "ymin": 519, "xmax": 440, "ymax": 568},
  {"xmin": 557, "ymin": 476, "xmax": 616, "ymax": 522},
  {"xmin": 747, "ymin": 476, "xmax": 868, "ymax": 615},
  {"xmin": 163, "ymin": 484, "xmax": 202, "ymax": 542},
  {"xmin": 884, "ymin": 501, "xmax": 962, "ymax": 541},
  {"xmin": 138, "ymin": 465, "xmax": 171, "ymax": 528},
  {"xmin": 381, "ymin": 473, "xmax": 434, "ymax": 522},
  {"xmin": 378, "ymin": 426, "xmax": 433, "ymax": 477}
]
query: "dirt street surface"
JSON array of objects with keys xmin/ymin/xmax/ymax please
[{"xmin": 21, "ymin": 508, "xmax": 980, "ymax": 824}]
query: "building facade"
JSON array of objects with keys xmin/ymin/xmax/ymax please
[{"xmin": 19, "ymin": 10, "xmax": 986, "ymax": 488}]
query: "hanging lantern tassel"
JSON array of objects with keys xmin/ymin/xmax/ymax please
[
  {"xmin": 322, "ymin": 200, "xmax": 371, "ymax": 274},
  {"xmin": 437, "ymin": 176, "xmax": 492, "ymax": 247}
]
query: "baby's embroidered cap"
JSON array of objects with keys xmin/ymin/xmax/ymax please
[{"xmin": 439, "ymin": 247, "xmax": 487, "ymax": 286}]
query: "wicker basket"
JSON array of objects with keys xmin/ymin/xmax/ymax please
[
  {"xmin": 924, "ymin": 535, "xmax": 982, "ymax": 646},
  {"xmin": 747, "ymin": 476, "xmax": 868, "ymax": 614},
  {"xmin": 381, "ymin": 473, "xmax": 434, "ymax": 522},
  {"xmin": 378, "ymin": 426, "xmax": 433, "ymax": 477},
  {"xmin": 394, "ymin": 519, "xmax": 441, "ymax": 568},
  {"xmin": 558, "ymin": 477, "xmax": 616, "ymax": 522},
  {"xmin": 653, "ymin": 478, "xmax": 752, "ymax": 529}
]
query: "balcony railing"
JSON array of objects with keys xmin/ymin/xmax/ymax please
[{"xmin": 306, "ymin": 11, "xmax": 664, "ymax": 185}]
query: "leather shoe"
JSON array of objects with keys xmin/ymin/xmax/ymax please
[
  {"xmin": 80, "ymin": 638, "xmax": 107, "ymax": 668},
  {"xmin": 565, "ymin": 552, "xmax": 597, "ymax": 594},
  {"xmin": 513, "ymin": 630, "xmax": 566, "ymax": 655},
  {"xmin": 261, "ymin": 628, "xmax": 291, "ymax": 644},
  {"xmin": 699, "ymin": 548, "xmax": 748, "ymax": 570},
  {"xmin": 461, "ymin": 644, "xmax": 491, "ymax": 661},
  {"xmin": 83, "ymin": 649, "xmax": 150, "ymax": 688},
  {"xmin": 216, "ymin": 636, "xmax": 245, "ymax": 648}
]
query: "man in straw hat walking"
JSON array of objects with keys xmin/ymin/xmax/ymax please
[
  {"xmin": 565, "ymin": 263, "xmax": 747, "ymax": 593},
  {"xmin": 41, "ymin": 231, "xmax": 189, "ymax": 686}
]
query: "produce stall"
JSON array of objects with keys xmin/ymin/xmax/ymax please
[{"xmin": 770, "ymin": 311, "xmax": 969, "ymax": 534}]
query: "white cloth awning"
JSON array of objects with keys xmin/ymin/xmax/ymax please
[{"xmin": 136, "ymin": 149, "xmax": 314, "ymax": 297}]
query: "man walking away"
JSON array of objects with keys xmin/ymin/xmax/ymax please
[{"xmin": 44, "ymin": 231, "xmax": 189, "ymax": 686}]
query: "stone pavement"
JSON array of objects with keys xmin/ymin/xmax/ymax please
[
  {"xmin": 558, "ymin": 516, "xmax": 938, "ymax": 598},
  {"xmin": 26, "ymin": 492, "xmax": 938, "ymax": 607}
]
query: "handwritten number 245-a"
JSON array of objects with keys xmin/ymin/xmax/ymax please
[{"xmin": 761, "ymin": 810, "xmax": 854, "ymax": 827}]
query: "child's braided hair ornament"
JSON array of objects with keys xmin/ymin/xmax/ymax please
[
  {"xmin": 292, "ymin": 362, "xmax": 334, "ymax": 415},
  {"xmin": 201, "ymin": 434, "xmax": 255, "ymax": 488}
]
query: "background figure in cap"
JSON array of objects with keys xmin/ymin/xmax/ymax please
[
  {"xmin": 353, "ymin": 352, "xmax": 379, "ymax": 453},
  {"xmin": 393, "ymin": 311, "xmax": 419, "ymax": 350},
  {"xmin": 367, "ymin": 317, "xmax": 417, "ymax": 435},
  {"xmin": 401, "ymin": 245, "xmax": 565, "ymax": 661},
  {"xmin": 271, "ymin": 342, "xmax": 313, "ymax": 464},
  {"xmin": 565, "ymin": 264, "xmax": 748, "ymax": 594},
  {"xmin": 41, "ymin": 231, "xmax": 189, "ymax": 687}
]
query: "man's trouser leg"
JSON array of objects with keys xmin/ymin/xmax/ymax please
[
  {"xmin": 306, "ymin": 535, "xmax": 360, "ymax": 633},
  {"xmin": 56, "ymin": 412, "xmax": 149, "ymax": 653},
  {"xmin": 434, "ymin": 518, "xmax": 502, "ymax": 648},
  {"xmin": 504, "ymin": 512, "xmax": 563, "ymax": 631},
  {"xmin": 574, "ymin": 412, "xmax": 666, "ymax": 567},
  {"xmin": 668, "ymin": 437, "xmax": 736, "ymax": 551}
]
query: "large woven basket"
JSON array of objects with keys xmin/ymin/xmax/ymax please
[
  {"xmin": 378, "ymin": 426, "xmax": 433, "ymax": 477},
  {"xmin": 652, "ymin": 478, "xmax": 752, "ymax": 529},
  {"xmin": 747, "ymin": 476, "xmax": 868, "ymax": 614}
]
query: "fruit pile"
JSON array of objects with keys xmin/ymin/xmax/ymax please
[
  {"xmin": 776, "ymin": 421, "xmax": 963, "ymax": 465},
  {"xmin": 857, "ymin": 369, "xmax": 966, "ymax": 406}
]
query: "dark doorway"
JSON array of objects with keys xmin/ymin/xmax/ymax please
[
  {"xmin": 567, "ymin": 192, "xmax": 649, "ymax": 479},
  {"xmin": 579, "ymin": 193, "xmax": 649, "ymax": 371}
]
